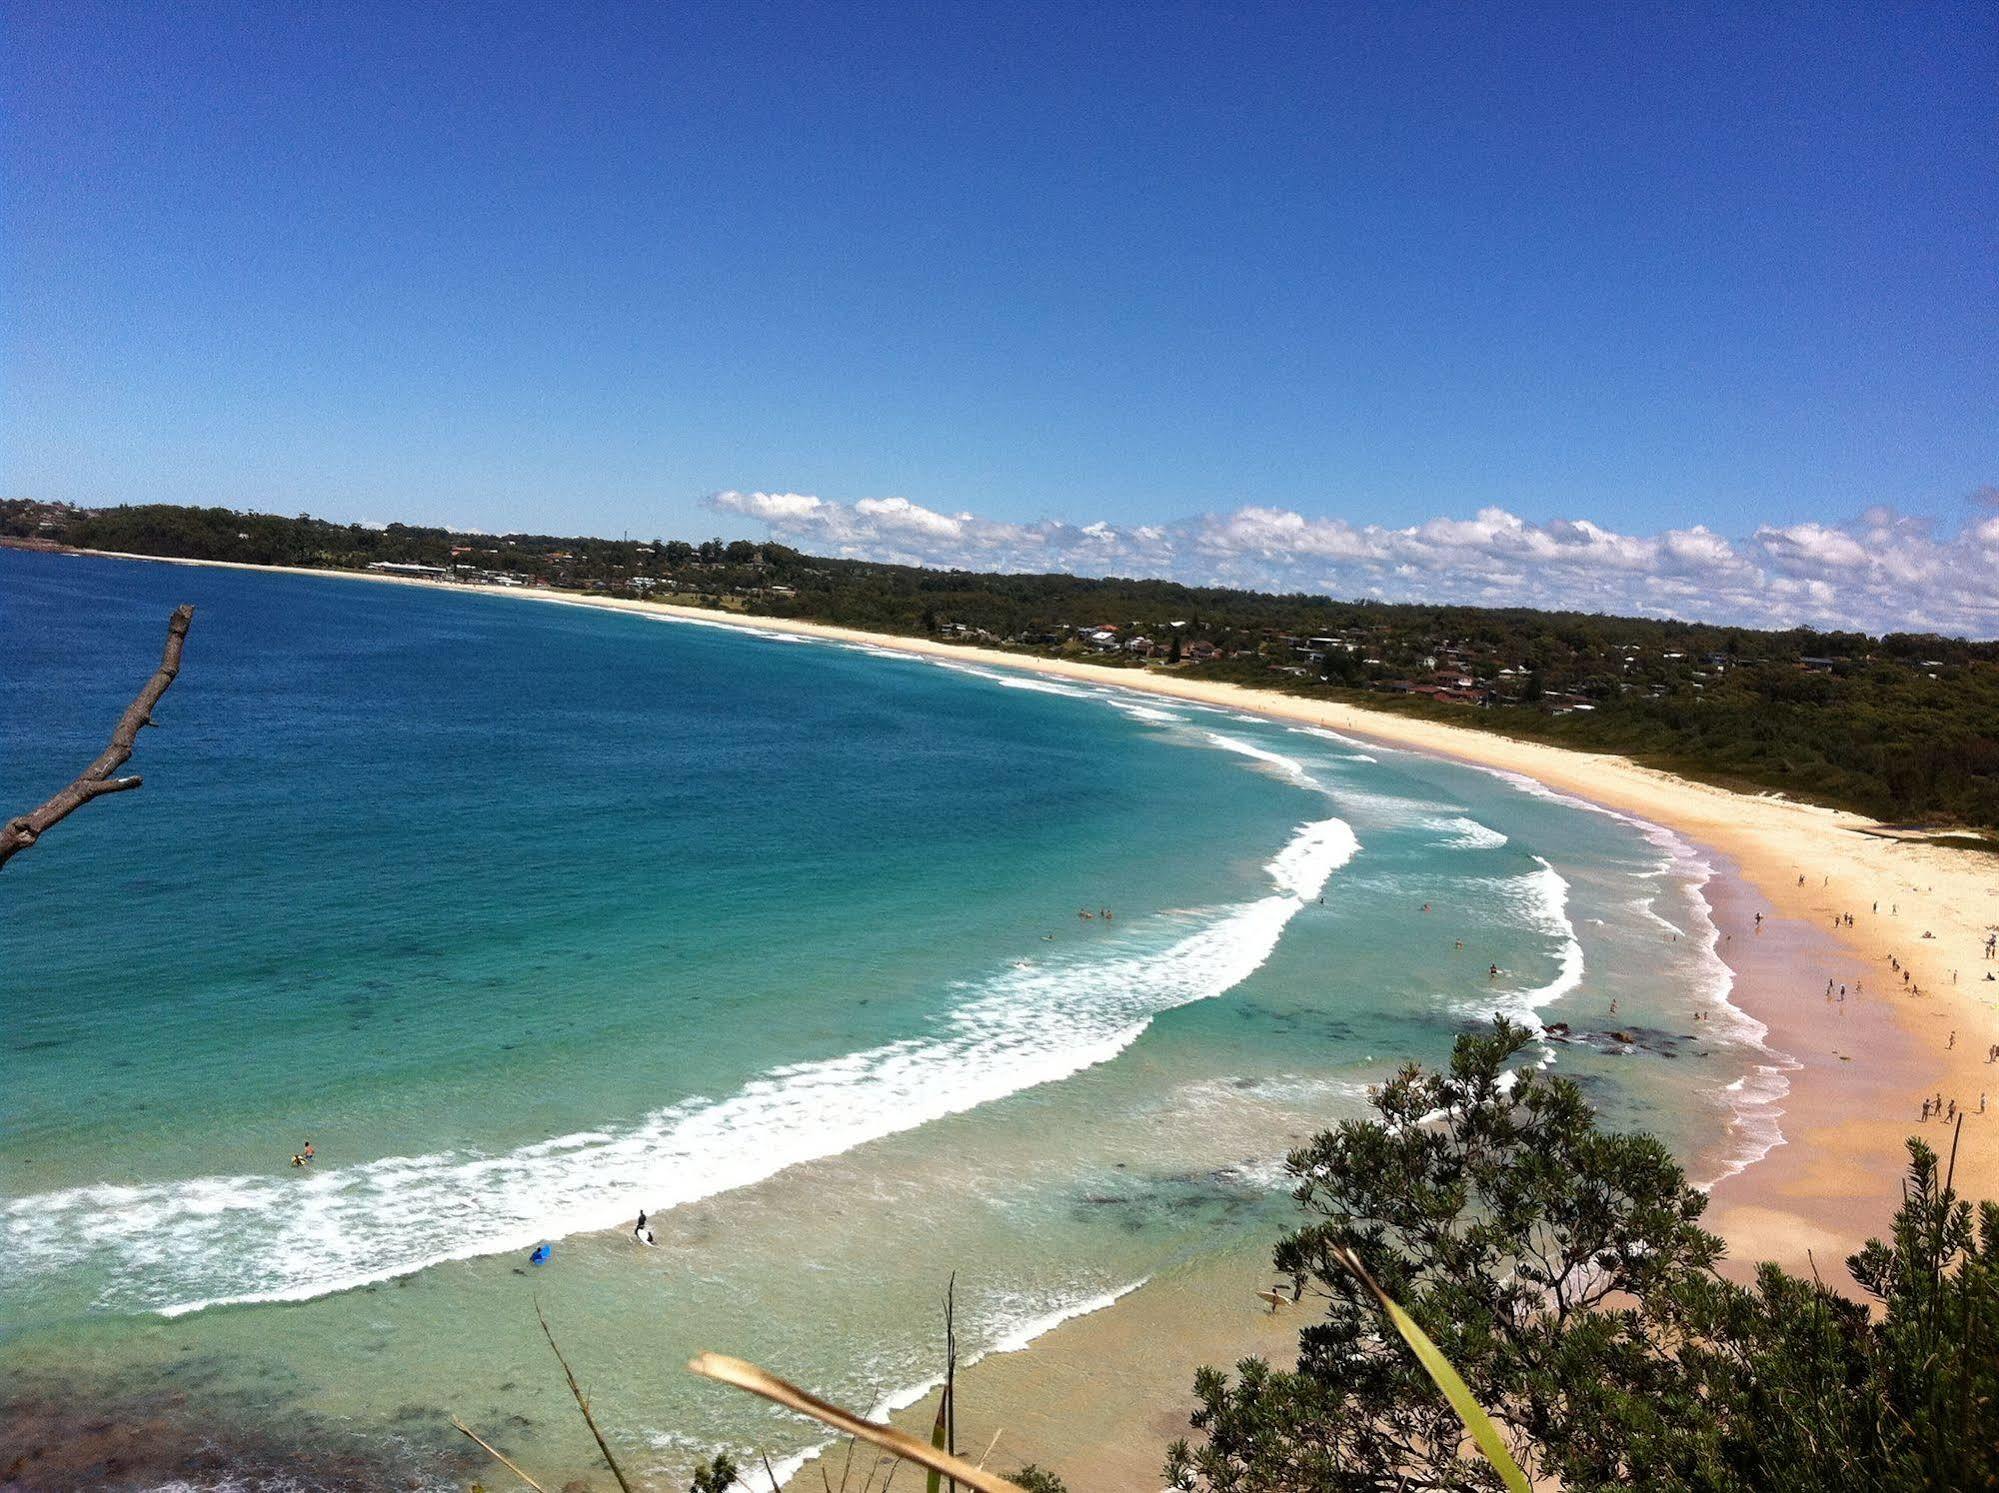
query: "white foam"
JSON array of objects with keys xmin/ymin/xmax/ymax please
[
  {"xmin": 1477, "ymin": 857, "xmax": 1586, "ymax": 1026},
  {"xmin": 2, "ymin": 821, "xmax": 1357, "ymax": 1319},
  {"xmin": 1702, "ymin": 1063, "xmax": 1796, "ymax": 1187},
  {"xmin": 1202, "ymin": 733, "xmax": 1325, "ymax": 793},
  {"xmin": 1110, "ymin": 703, "xmax": 1184, "ymax": 724},
  {"xmin": 921, "ymin": 658, "xmax": 1097, "ymax": 698},
  {"xmin": 1427, "ymin": 815, "xmax": 1509, "ymax": 851},
  {"xmin": 1286, "ymin": 725, "xmax": 1381, "ymax": 761}
]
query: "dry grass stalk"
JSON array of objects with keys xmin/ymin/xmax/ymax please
[
  {"xmin": 687, "ymin": 1354, "xmax": 1017, "ymax": 1493},
  {"xmin": 537, "ymin": 1299, "xmax": 638, "ymax": 1493},
  {"xmin": 450, "ymin": 1414, "xmax": 550, "ymax": 1492}
]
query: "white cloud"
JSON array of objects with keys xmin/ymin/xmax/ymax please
[{"xmin": 708, "ymin": 488, "xmax": 1999, "ymax": 637}]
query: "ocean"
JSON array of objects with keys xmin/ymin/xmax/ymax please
[{"xmin": 0, "ymin": 548, "xmax": 1788, "ymax": 1487}]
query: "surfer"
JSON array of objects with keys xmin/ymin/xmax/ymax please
[
  {"xmin": 529, "ymin": 1244, "xmax": 552, "ymax": 1265},
  {"xmin": 634, "ymin": 1209, "xmax": 656, "ymax": 1246},
  {"xmin": 1488, "ymin": 964, "xmax": 1500, "ymax": 980}
]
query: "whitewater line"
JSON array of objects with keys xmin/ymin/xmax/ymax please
[{"xmin": 1, "ymin": 820, "xmax": 1359, "ymax": 1319}]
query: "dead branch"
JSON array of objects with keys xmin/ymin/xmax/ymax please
[
  {"xmin": 535, "ymin": 1299, "xmax": 637, "ymax": 1493},
  {"xmin": 1, "ymin": 604, "xmax": 194, "ymax": 869},
  {"xmin": 450, "ymin": 1415, "xmax": 550, "ymax": 1492}
]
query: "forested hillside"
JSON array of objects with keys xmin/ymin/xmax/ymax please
[{"xmin": 9, "ymin": 499, "xmax": 1996, "ymax": 831}]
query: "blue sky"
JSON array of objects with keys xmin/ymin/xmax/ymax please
[{"xmin": 5, "ymin": 3, "xmax": 1995, "ymax": 629}]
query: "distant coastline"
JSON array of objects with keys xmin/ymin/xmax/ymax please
[{"xmin": 37, "ymin": 543, "xmax": 1999, "ymax": 1484}]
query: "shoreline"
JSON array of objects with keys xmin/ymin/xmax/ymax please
[{"xmin": 42, "ymin": 547, "xmax": 1999, "ymax": 1484}]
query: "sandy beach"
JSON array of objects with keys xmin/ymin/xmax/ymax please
[{"xmin": 60, "ymin": 550, "xmax": 1999, "ymax": 1485}]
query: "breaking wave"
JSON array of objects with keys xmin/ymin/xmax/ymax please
[{"xmin": 1, "ymin": 819, "xmax": 1358, "ymax": 1319}]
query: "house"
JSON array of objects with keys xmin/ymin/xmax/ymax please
[{"xmin": 1184, "ymin": 640, "xmax": 1221, "ymax": 662}]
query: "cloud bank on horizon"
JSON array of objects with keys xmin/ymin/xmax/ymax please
[{"xmin": 710, "ymin": 488, "xmax": 1999, "ymax": 639}]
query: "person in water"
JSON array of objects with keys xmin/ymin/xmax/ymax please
[
  {"xmin": 290, "ymin": 1154, "xmax": 305, "ymax": 1168},
  {"xmin": 302, "ymin": 1140, "xmax": 314, "ymax": 1162}
]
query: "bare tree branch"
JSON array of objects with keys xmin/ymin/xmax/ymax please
[
  {"xmin": 450, "ymin": 1415, "xmax": 550, "ymax": 1492},
  {"xmin": 535, "ymin": 1298, "xmax": 636, "ymax": 1493},
  {"xmin": 1, "ymin": 604, "xmax": 193, "ymax": 870}
]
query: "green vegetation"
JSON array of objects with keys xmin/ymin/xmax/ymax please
[
  {"xmin": 8, "ymin": 498, "xmax": 1997, "ymax": 828},
  {"xmin": 1167, "ymin": 1021, "xmax": 1999, "ymax": 1492}
]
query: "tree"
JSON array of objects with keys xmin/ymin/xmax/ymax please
[
  {"xmin": 724, "ymin": 539, "xmax": 759, "ymax": 564},
  {"xmin": 1009, "ymin": 1467, "xmax": 1069, "ymax": 1493},
  {"xmin": 689, "ymin": 1452, "xmax": 738, "ymax": 1493},
  {"xmin": 1167, "ymin": 1021, "xmax": 1999, "ymax": 1492}
]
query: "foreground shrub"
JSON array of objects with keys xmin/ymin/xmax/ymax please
[{"xmin": 1168, "ymin": 1018, "xmax": 1999, "ymax": 1493}]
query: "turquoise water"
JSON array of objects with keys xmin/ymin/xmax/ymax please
[{"xmin": 1, "ymin": 550, "xmax": 1787, "ymax": 1487}]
